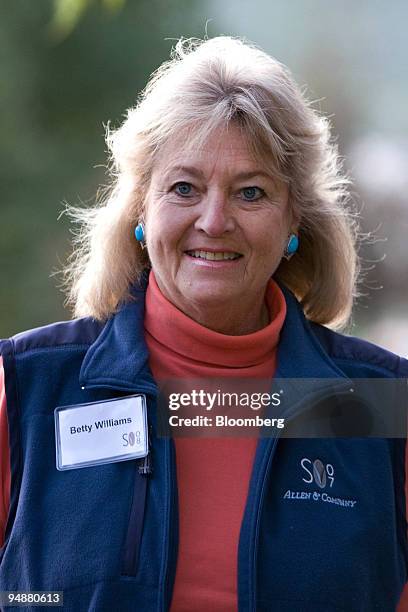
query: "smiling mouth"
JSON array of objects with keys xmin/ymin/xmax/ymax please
[{"xmin": 185, "ymin": 250, "xmax": 243, "ymax": 261}]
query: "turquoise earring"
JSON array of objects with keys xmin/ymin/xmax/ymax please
[
  {"xmin": 283, "ymin": 233, "xmax": 299, "ymax": 260},
  {"xmin": 134, "ymin": 223, "xmax": 145, "ymax": 243}
]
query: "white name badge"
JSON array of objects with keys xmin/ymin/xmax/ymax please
[{"xmin": 54, "ymin": 394, "xmax": 148, "ymax": 471}]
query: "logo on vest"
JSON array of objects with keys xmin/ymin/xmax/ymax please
[{"xmin": 282, "ymin": 457, "xmax": 357, "ymax": 509}]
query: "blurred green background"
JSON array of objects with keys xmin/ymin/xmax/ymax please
[{"xmin": 1, "ymin": 0, "xmax": 407, "ymax": 354}]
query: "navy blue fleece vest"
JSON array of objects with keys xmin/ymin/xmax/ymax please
[{"xmin": 0, "ymin": 280, "xmax": 407, "ymax": 611}]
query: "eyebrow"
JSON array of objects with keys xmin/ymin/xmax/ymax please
[{"xmin": 163, "ymin": 165, "xmax": 276, "ymax": 182}]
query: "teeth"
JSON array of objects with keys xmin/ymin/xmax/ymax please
[{"xmin": 187, "ymin": 250, "xmax": 240, "ymax": 261}]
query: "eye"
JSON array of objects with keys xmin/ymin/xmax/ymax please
[
  {"xmin": 172, "ymin": 181, "xmax": 194, "ymax": 197},
  {"xmin": 240, "ymin": 186, "xmax": 265, "ymax": 201}
]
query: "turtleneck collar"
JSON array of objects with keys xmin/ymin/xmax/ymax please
[{"xmin": 144, "ymin": 270, "xmax": 287, "ymax": 369}]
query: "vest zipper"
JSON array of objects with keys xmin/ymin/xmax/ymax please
[
  {"xmin": 121, "ymin": 454, "xmax": 151, "ymax": 576},
  {"xmin": 161, "ymin": 437, "xmax": 178, "ymax": 611},
  {"xmin": 248, "ymin": 437, "xmax": 278, "ymax": 612},
  {"xmin": 245, "ymin": 381, "xmax": 353, "ymax": 612},
  {"xmin": 121, "ymin": 425, "xmax": 153, "ymax": 577}
]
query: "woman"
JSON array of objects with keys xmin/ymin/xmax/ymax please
[{"xmin": 0, "ymin": 36, "xmax": 407, "ymax": 611}]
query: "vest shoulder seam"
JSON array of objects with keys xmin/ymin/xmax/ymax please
[
  {"xmin": 309, "ymin": 321, "xmax": 407, "ymax": 377},
  {"xmin": 1, "ymin": 317, "xmax": 105, "ymax": 357},
  {"xmin": 12, "ymin": 343, "xmax": 93, "ymax": 357},
  {"xmin": 331, "ymin": 356, "xmax": 402, "ymax": 378}
]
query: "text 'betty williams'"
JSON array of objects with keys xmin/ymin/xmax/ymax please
[{"xmin": 70, "ymin": 418, "xmax": 132, "ymax": 434}]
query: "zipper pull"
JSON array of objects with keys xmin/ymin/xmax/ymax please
[
  {"xmin": 139, "ymin": 424, "xmax": 153, "ymax": 475},
  {"xmin": 138, "ymin": 452, "xmax": 152, "ymax": 475}
]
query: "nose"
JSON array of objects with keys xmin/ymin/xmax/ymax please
[{"xmin": 194, "ymin": 191, "xmax": 235, "ymax": 236}]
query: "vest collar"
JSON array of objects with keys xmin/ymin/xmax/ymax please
[
  {"xmin": 79, "ymin": 272, "xmax": 157, "ymax": 393},
  {"xmin": 79, "ymin": 274, "xmax": 351, "ymax": 391},
  {"xmin": 274, "ymin": 282, "xmax": 349, "ymax": 380}
]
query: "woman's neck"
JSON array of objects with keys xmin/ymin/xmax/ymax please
[{"xmin": 179, "ymin": 300, "xmax": 270, "ymax": 335}]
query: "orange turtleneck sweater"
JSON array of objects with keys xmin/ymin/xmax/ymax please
[{"xmin": 144, "ymin": 270, "xmax": 286, "ymax": 611}]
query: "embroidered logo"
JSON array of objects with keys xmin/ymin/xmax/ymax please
[
  {"xmin": 282, "ymin": 457, "xmax": 357, "ymax": 509},
  {"xmin": 301, "ymin": 457, "xmax": 334, "ymax": 488}
]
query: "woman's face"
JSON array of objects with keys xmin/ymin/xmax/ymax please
[{"xmin": 144, "ymin": 124, "xmax": 294, "ymax": 332}]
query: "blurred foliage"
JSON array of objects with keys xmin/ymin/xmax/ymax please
[{"xmin": 49, "ymin": 0, "xmax": 126, "ymax": 40}]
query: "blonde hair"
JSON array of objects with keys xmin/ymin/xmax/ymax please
[{"xmin": 62, "ymin": 35, "xmax": 361, "ymax": 330}]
